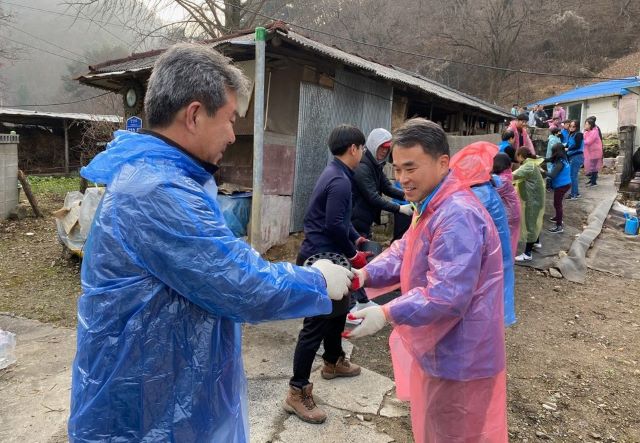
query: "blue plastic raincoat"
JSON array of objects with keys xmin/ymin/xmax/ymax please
[
  {"xmin": 69, "ymin": 130, "xmax": 331, "ymax": 442},
  {"xmin": 364, "ymin": 168, "xmax": 507, "ymax": 443},
  {"xmin": 471, "ymin": 179, "xmax": 516, "ymax": 326},
  {"xmin": 450, "ymin": 142, "xmax": 516, "ymax": 326}
]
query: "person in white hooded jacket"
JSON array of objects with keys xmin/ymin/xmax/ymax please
[
  {"xmin": 349, "ymin": 128, "xmax": 412, "ymax": 315},
  {"xmin": 351, "ymin": 128, "xmax": 412, "ymax": 237}
]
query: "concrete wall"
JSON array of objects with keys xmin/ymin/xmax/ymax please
[
  {"xmin": 447, "ymin": 133, "xmax": 501, "ymax": 156},
  {"xmin": 0, "ymin": 134, "xmax": 19, "ymax": 219}
]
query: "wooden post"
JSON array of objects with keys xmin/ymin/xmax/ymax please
[
  {"xmin": 17, "ymin": 169, "xmax": 43, "ymax": 218},
  {"xmin": 63, "ymin": 119, "xmax": 69, "ymax": 174}
]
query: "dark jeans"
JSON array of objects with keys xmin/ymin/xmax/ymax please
[
  {"xmin": 553, "ymin": 184, "xmax": 570, "ymax": 225},
  {"xmin": 569, "ymin": 154, "xmax": 583, "ymax": 197},
  {"xmin": 589, "ymin": 171, "xmax": 598, "ymax": 185},
  {"xmin": 290, "ymin": 253, "xmax": 347, "ymax": 388},
  {"xmin": 290, "ymin": 314, "xmax": 347, "ymax": 388}
]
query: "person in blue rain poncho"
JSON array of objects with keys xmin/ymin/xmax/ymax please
[
  {"xmin": 450, "ymin": 142, "xmax": 517, "ymax": 327},
  {"xmin": 68, "ymin": 43, "xmax": 354, "ymax": 443}
]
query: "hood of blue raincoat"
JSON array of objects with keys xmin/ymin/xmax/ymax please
[{"xmin": 81, "ymin": 130, "xmax": 213, "ymax": 186}]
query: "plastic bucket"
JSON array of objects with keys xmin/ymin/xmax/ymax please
[{"xmin": 624, "ymin": 214, "xmax": 639, "ymax": 235}]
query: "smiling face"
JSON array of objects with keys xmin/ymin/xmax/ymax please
[{"xmin": 392, "ymin": 144, "xmax": 449, "ymax": 203}]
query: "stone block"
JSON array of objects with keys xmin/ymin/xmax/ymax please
[
  {"xmin": 277, "ymin": 405, "xmax": 393, "ymax": 443},
  {"xmin": 310, "ymin": 366, "xmax": 395, "ymax": 415}
]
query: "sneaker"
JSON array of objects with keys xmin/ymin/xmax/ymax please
[
  {"xmin": 549, "ymin": 216, "xmax": 557, "ymax": 222},
  {"xmin": 586, "ymin": 183, "xmax": 598, "ymax": 188},
  {"xmin": 567, "ymin": 194, "xmax": 582, "ymax": 200},
  {"xmin": 321, "ymin": 356, "xmax": 361, "ymax": 380},
  {"xmin": 548, "ymin": 225, "xmax": 564, "ymax": 233},
  {"xmin": 284, "ymin": 384, "xmax": 327, "ymax": 424},
  {"xmin": 515, "ymin": 253, "xmax": 532, "ymax": 262},
  {"xmin": 533, "ymin": 242, "xmax": 542, "ymax": 249}
]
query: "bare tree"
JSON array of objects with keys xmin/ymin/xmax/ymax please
[
  {"xmin": 431, "ymin": 0, "xmax": 548, "ymax": 102},
  {"xmin": 63, "ymin": 0, "xmax": 293, "ymax": 43}
]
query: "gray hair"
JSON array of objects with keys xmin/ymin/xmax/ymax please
[
  {"xmin": 144, "ymin": 43, "xmax": 249, "ymax": 127},
  {"xmin": 392, "ymin": 118, "xmax": 450, "ymax": 158}
]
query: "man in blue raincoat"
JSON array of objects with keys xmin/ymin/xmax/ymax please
[{"xmin": 68, "ymin": 43, "xmax": 354, "ymax": 442}]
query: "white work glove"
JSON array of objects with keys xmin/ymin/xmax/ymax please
[
  {"xmin": 311, "ymin": 259, "xmax": 354, "ymax": 301},
  {"xmin": 345, "ymin": 306, "xmax": 387, "ymax": 339},
  {"xmin": 398, "ymin": 204, "xmax": 414, "ymax": 216}
]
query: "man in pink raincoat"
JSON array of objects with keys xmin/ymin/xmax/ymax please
[
  {"xmin": 346, "ymin": 118, "xmax": 507, "ymax": 443},
  {"xmin": 508, "ymin": 113, "xmax": 535, "ymax": 156}
]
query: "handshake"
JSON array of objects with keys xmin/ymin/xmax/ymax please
[{"xmin": 311, "ymin": 260, "xmax": 365, "ymax": 301}]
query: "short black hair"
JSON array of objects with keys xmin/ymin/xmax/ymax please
[
  {"xmin": 517, "ymin": 113, "xmax": 528, "ymax": 121},
  {"xmin": 328, "ymin": 125, "xmax": 365, "ymax": 156},
  {"xmin": 502, "ymin": 129, "xmax": 515, "ymax": 141},
  {"xmin": 493, "ymin": 152, "xmax": 512, "ymax": 174},
  {"xmin": 550, "ymin": 127, "xmax": 561, "ymax": 135},
  {"xmin": 392, "ymin": 118, "xmax": 449, "ymax": 158}
]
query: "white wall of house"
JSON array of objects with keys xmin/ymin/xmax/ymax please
[{"xmin": 582, "ymin": 96, "xmax": 620, "ymax": 134}]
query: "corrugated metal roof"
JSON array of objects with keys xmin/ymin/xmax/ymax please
[
  {"xmin": 533, "ymin": 76, "xmax": 640, "ymax": 106},
  {"xmin": 80, "ymin": 29, "xmax": 509, "ymax": 118},
  {"xmin": 0, "ymin": 108, "xmax": 122, "ymax": 123},
  {"xmin": 280, "ymin": 31, "xmax": 510, "ymax": 117}
]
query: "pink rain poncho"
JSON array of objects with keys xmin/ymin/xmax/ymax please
[
  {"xmin": 583, "ymin": 127, "xmax": 604, "ymax": 174},
  {"xmin": 495, "ymin": 168, "xmax": 522, "ymax": 257},
  {"xmin": 364, "ymin": 170, "xmax": 507, "ymax": 443},
  {"xmin": 508, "ymin": 120, "xmax": 535, "ymax": 155}
]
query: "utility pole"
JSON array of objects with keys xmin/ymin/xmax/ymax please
[{"xmin": 250, "ymin": 26, "xmax": 266, "ymax": 251}]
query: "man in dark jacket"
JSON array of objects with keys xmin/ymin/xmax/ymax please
[
  {"xmin": 352, "ymin": 128, "xmax": 413, "ymax": 237},
  {"xmin": 285, "ymin": 125, "xmax": 368, "ymax": 424},
  {"xmin": 349, "ymin": 128, "xmax": 412, "ymax": 315}
]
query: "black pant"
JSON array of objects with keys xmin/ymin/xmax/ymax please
[
  {"xmin": 524, "ymin": 236, "xmax": 540, "ymax": 255},
  {"xmin": 290, "ymin": 314, "xmax": 347, "ymax": 388}
]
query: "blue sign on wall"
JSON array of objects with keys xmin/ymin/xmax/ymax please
[{"xmin": 126, "ymin": 116, "xmax": 143, "ymax": 132}]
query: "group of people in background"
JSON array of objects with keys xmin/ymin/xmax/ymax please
[{"xmin": 498, "ymin": 110, "xmax": 604, "ymax": 261}]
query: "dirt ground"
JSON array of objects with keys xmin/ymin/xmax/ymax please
[{"xmin": 1, "ymin": 192, "xmax": 639, "ymax": 442}]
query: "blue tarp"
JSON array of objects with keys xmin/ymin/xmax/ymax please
[
  {"xmin": 218, "ymin": 193, "xmax": 252, "ymax": 237},
  {"xmin": 531, "ymin": 76, "xmax": 640, "ymax": 106}
]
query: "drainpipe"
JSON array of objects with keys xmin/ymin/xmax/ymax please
[
  {"xmin": 250, "ymin": 26, "xmax": 266, "ymax": 251},
  {"xmin": 63, "ymin": 119, "xmax": 69, "ymax": 174}
]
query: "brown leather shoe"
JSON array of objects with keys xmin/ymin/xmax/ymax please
[
  {"xmin": 283, "ymin": 383, "xmax": 327, "ymax": 424},
  {"xmin": 321, "ymin": 356, "xmax": 361, "ymax": 380}
]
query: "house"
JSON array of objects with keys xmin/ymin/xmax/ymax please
[
  {"xmin": 533, "ymin": 76, "xmax": 640, "ymax": 137},
  {"xmin": 0, "ymin": 108, "xmax": 121, "ymax": 174},
  {"xmin": 76, "ymin": 22, "xmax": 509, "ymax": 251}
]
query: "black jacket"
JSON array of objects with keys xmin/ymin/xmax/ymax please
[
  {"xmin": 351, "ymin": 150, "xmax": 405, "ymax": 235},
  {"xmin": 300, "ymin": 158, "xmax": 360, "ymax": 260}
]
